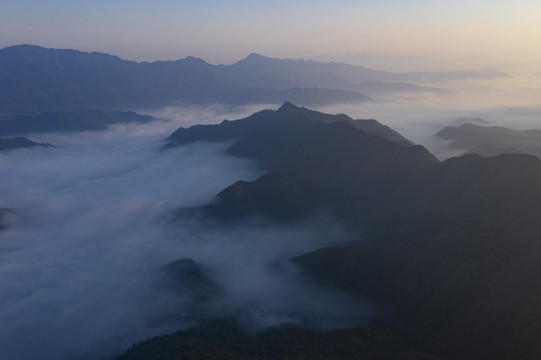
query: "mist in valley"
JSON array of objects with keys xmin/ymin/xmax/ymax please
[
  {"xmin": 316, "ymin": 75, "xmax": 541, "ymax": 158},
  {"xmin": 0, "ymin": 70, "xmax": 540, "ymax": 360},
  {"xmin": 0, "ymin": 114, "xmax": 372, "ymax": 360}
]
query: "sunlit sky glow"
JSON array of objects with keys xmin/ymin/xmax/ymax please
[{"xmin": 1, "ymin": 0, "xmax": 541, "ymax": 67}]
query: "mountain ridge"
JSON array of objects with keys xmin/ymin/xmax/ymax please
[
  {"xmin": 0, "ymin": 45, "xmax": 508, "ymax": 115},
  {"xmin": 435, "ymin": 122, "xmax": 541, "ymax": 157}
]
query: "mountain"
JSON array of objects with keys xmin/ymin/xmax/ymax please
[
  {"xmin": 352, "ymin": 118, "xmax": 414, "ymax": 146},
  {"xmin": 166, "ymin": 102, "xmax": 434, "ymax": 229},
  {"xmin": 295, "ymin": 154, "xmax": 541, "ymax": 358},
  {"xmin": 230, "ymin": 53, "xmax": 508, "ymax": 87},
  {"xmin": 0, "ymin": 109, "xmax": 154, "ymax": 136},
  {"xmin": 435, "ymin": 122, "xmax": 541, "ymax": 157},
  {"xmin": 0, "ymin": 45, "xmax": 508, "ymax": 115},
  {"xmin": 0, "ymin": 45, "xmax": 368, "ymax": 114},
  {"xmin": 165, "ymin": 101, "xmax": 417, "ymax": 169},
  {"xmin": 164, "ymin": 104, "xmax": 541, "ymax": 359},
  {"xmin": 0, "ymin": 137, "xmax": 52, "ymax": 151}
]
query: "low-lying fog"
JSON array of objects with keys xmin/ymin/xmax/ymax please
[
  {"xmin": 0, "ymin": 112, "xmax": 371, "ymax": 360},
  {"xmin": 1, "ymin": 74, "xmax": 540, "ymax": 360}
]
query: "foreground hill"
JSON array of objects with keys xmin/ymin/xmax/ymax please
[
  {"xmin": 119, "ymin": 319, "xmax": 442, "ymax": 360},
  {"xmin": 0, "ymin": 109, "xmax": 154, "ymax": 136},
  {"xmin": 0, "ymin": 45, "xmax": 507, "ymax": 114},
  {"xmin": 156, "ymin": 103, "xmax": 541, "ymax": 359}
]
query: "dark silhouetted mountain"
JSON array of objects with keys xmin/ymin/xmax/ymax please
[
  {"xmin": 295, "ymin": 154, "xmax": 541, "ymax": 359},
  {"xmin": 165, "ymin": 101, "xmax": 418, "ymax": 170},
  {"xmin": 0, "ymin": 45, "xmax": 508, "ymax": 114},
  {"xmin": 435, "ymin": 122, "xmax": 541, "ymax": 157},
  {"xmin": 118, "ymin": 318, "xmax": 443, "ymax": 360},
  {"xmin": 0, "ymin": 109, "xmax": 154, "ymax": 136},
  {"xmin": 352, "ymin": 119, "xmax": 414, "ymax": 146},
  {"xmin": 0, "ymin": 137, "xmax": 52, "ymax": 151},
  {"xmin": 166, "ymin": 104, "xmax": 541, "ymax": 359},
  {"xmin": 167, "ymin": 103, "xmax": 434, "ymax": 226}
]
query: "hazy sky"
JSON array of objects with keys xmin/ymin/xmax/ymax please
[{"xmin": 1, "ymin": 0, "xmax": 541, "ymax": 66}]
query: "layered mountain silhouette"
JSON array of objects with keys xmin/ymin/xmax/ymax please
[
  {"xmin": 0, "ymin": 45, "xmax": 508, "ymax": 115},
  {"xmin": 436, "ymin": 122, "xmax": 541, "ymax": 157},
  {"xmin": 157, "ymin": 103, "xmax": 541, "ymax": 359},
  {"xmin": 0, "ymin": 137, "xmax": 51, "ymax": 151},
  {"xmin": 0, "ymin": 109, "xmax": 154, "ymax": 136}
]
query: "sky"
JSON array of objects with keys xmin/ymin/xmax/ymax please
[{"xmin": 1, "ymin": 0, "xmax": 541, "ymax": 68}]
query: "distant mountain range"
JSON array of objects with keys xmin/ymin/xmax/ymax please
[
  {"xmin": 435, "ymin": 122, "xmax": 541, "ymax": 157},
  {"xmin": 0, "ymin": 45, "xmax": 509, "ymax": 115},
  {"xmin": 0, "ymin": 109, "xmax": 155, "ymax": 136},
  {"xmin": 149, "ymin": 103, "xmax": 541, "ymax": 360}
]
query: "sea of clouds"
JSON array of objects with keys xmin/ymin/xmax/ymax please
[{"xmin": 0, "ymin": 107, "xmax": 372, "ymax": 360}]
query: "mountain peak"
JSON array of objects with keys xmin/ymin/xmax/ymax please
[
  {"xmin": 277, "ymin": 101, "xmax": 301, "ymax": 112},
  {"xmin": 245, "ymin": 53, "xmax": 267, "ymax": 60},
  {"xmin": 234, "ymin": 53, "xmax": 272, "ymax": 65},
  {"xmin": 178, "ymin": 56, "xmax": 210, "ymax": 66}
]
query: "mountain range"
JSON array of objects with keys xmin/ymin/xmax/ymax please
[
  {"xmin": 151, "ymin": 103, "xmax": 541, "ymax": 360},
  {"xmin": 435, "ymin": 122, "xmax": 541, "ymax": 157},
  {"xmin": 0, "ymin": 45, "xmax": 508, "ymax": 115}
]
